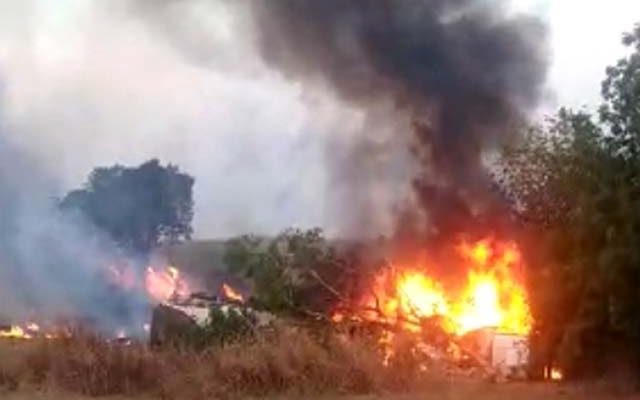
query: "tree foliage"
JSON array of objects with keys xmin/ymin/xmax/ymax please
[
  {"xmin": 223, "ymin": 228, "xmax": 361, "ymax": 317},
  {"xmin": 60, "ymin": 159, "xmax": 194, "ymax": 256},
  {"xmin": 600, "ymin": 24, "xmax": 640, "ymax": 152},
  {"xmin": 498, "ymin": 24, "xmax": 640, "ymax": 378}
]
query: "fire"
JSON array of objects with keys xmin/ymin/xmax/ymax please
[
  {"xmin": 145, "ymin": 266, "xmax": 190, "ymax": 303},
  {"xmin": 0, "ymin": 325, "xmax": 31, "ymax": 339},
  {"xmin": 221, "ymin": 283, "xmax": 244, "ymax": 302},
  {"xmin": 0, "ymin": 322, "xmax": 61, "ymax": 340},
  {"xmin": 107, "ymin": 263, "xmax": 192, "ymax": 304},
  {"xmin": 399, "ymin": 274, "xmax": 448, "ymax": 315},
  {"xmin": 455, "ymin": 273, "xmax": 503, "ymax": 333},
  {"xmin": 544, "ymin": 366, "xmax": 563, "ymax": 381},
  {"xmin": 353, "ymin": 238, "xmax": 532, "ymax": 336}
]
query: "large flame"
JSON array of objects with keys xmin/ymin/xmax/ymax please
[{"xmin": 355, "ymin": 238, "xmax": 532, "ymax": 336}]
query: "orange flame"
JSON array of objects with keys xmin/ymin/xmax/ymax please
[
  {"xmin": 145, "ymin": 266, "xmax": 190, "ymax": 303},
  {"xmin": 222, "ymin": 283, "xmax": 244, "ymax": 302},
  {"xmin": 351, "ymin": 238, "xmax": 532, "ymax": 336}
]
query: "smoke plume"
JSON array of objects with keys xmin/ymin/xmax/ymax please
[
  {"xmin": 249, "ymin": 0, "xmax": 548, "ymax": 237},
  {"xmin": 0, "ymin": 132, "xmax": 148, "ymax": 333}
]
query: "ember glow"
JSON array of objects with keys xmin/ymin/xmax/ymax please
[
  {"xmin": 221, "ymin": 283, "xmax": 244, "ymax": 303},
  {"xmin": 354, "ymin": 238, "xmax": 532, "ymax": 336},
  {"xmin": 145, "ymin": 266, "xmax": 190, "ymax": 303}
]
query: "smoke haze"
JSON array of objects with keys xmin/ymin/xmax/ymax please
[
  {"xmin": 0, "ymin": 0, "xmax": 338, "ymax": 237},
  {"xmin": 0, "ymin": 133, "xmax": 148, "ymax": 331},
  {"xmin": 0, "ymin": 1, "xmax": 551, "ymax": 239},
  {"xmin": 0, "ymin": 0, "xmax": 550, "ymax": 329}
]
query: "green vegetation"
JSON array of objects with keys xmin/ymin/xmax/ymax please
[
  {"xmin": 498, "ymin": 25, "xmax": 640, "ymax": 379},
  {"xmin": 223, "ymin": 228, "xmax": 365, "ymax": 317}
]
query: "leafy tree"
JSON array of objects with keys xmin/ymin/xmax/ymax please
[
  {"xmin": 60, "ymin": 159, "xmax": 194, "ymax": 256},
  {"xmin": 600, "ymin": 24, "xmax": 640, "ymax": 153},
  {"xmin": 497, "ymin": 24, "xmax": 640, "ymax": 379},
  {"xmin": 498, "ymin": 110, "xmax": 604, "ymax": 226},
  {"xmin": 224, "ymin": 228, "xmax": 362, "ymax": 317},
  {"xmin": 498, "ymin": 110, "xmax": 611, "ymax": 377}
]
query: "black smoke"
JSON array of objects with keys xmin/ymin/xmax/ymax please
[{"xmin": 249, "ymin": 0, "xmax": 548, "ymax": 238}]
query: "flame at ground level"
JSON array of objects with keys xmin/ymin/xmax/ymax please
[
  {"xmin": 351, "ymin": 238, "xmax": 532, "ymax": 336},
  {"xmin": 0, "ymin": 322, "xmax": 62, "ymax": 340},
  {"xmin": 2, "ymin": 264, "xmax": 192, "ymax": 341},
  {"xmin": 0, "ymin": 325, "xmax": 31, "ymax": 339}
]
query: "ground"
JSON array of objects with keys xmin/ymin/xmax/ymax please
[{"xmin": 3, "ymin": 382, "xmax": 637, "ymax": 400}]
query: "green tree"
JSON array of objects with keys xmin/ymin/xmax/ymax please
[
  {"xmin": 60, "ymin": 159, "xmax": 194, "ymax": 256},
  {"xmin": 498, "ymin": 110, "xmax": 612, "ymax": 377},
  {"xmin": 600, "ymin": 24, "xmax": 640, "ymax": 153},
  {"xmin": 224, "ymin": 228, "xmax": 361, "ymax": 317},
  {"xmin": 498, "ymin": 24, "xmax": 640, "ymax": 378}
]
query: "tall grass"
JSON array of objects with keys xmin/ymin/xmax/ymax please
[{"xmin": 0, "ymin": 326, "xmax": 424, "ymax": 399}]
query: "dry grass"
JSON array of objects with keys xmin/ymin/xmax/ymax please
[
  {"xmin": 2, "ymin": 329, "xmax": 636, "ymax": 400},
  {"xmin": 0, "ymin": 335, "xmax": 159, "ymax": 396},
  {"xmin": 1, "ymin": 383, "xmax": 638, "ymax": 400},
  {"xmin": 0, "ymin": 327, "xmax": 420, "ymax": 399}
]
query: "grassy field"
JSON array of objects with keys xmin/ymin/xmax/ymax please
[
  {"xmin": 0, "ymin": 328, "xmax": 411, "ymax": 399},
  {"xmin": 2, "ymin": 334, "xmax": 637, "ymax": 400}
]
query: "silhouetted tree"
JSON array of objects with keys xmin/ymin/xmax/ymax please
[{"xmin": 60, "ymin": 159, "xmax": 194, "ymax": 256}]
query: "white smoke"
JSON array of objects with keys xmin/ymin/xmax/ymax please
[
  {"xmin": 0, "ymin": 131, "xmax": 149, "ymax": 333},
  {"xmin": 0, "ymin": 0, "xmax": 391, "ymax": 238}
]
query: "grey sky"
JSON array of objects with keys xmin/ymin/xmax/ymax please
[
  {"xmin": 545, "ymin": 0, "xmax": 640, "ymax": 110},
  {"xmin": 0, "ymin": 0, "xmax": 638, "ymax": 238}
]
